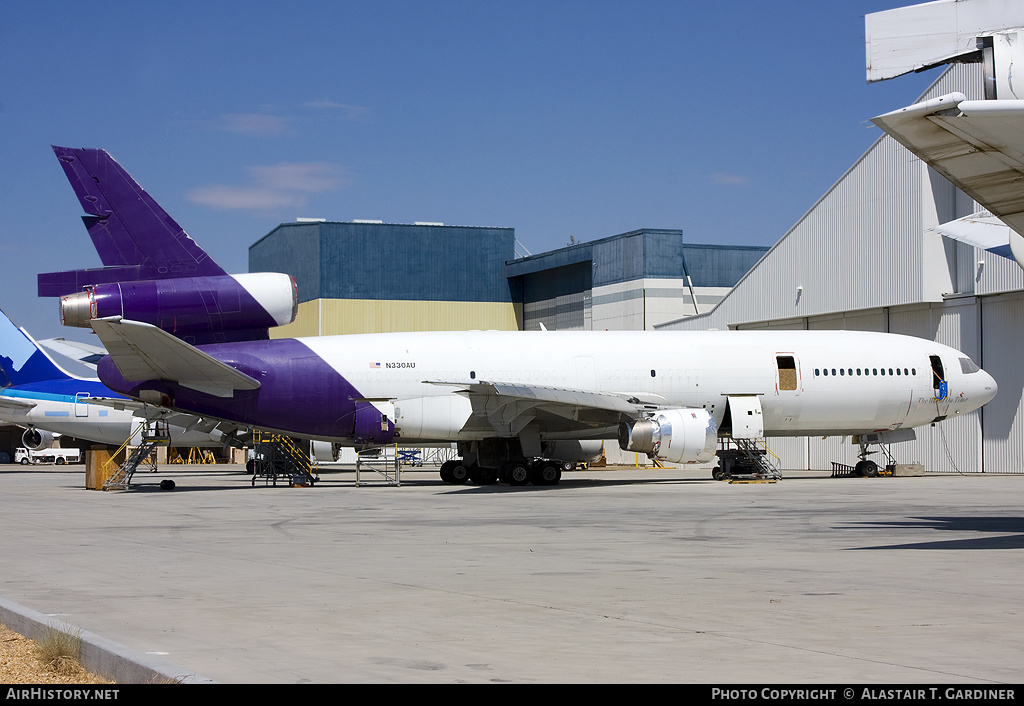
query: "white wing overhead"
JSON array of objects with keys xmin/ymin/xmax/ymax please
[
  {"xmin": 930, "ymin": 210, "xmax": 1024, "ymax": 261},
  {"xmin": 872, "ymin": 93, "xmax": 1024, "ymax": 268}
]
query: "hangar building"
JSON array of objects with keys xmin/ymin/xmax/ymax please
[
  {"xmin": 507, "ymin": 229, "xmax": 766, "ymax": 331},
  {"xmin": 660, "ymin": 61, "xmax": 1024, "ymax": 474},
  {"xmin": 249, "ymin": 223, "xmax": 767, "ymax": 337},
  {"xmin": 249, "ymin": 221, "xmax": 520, "ymax": 337}
]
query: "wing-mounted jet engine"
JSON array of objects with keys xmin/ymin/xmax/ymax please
[
  {"xmin": 21, "ymin": 426, "xmax": 57, "ymax": 451},
  {"xmin": 618, "ymin": 409, "xmax": 718, "ymax": 464},
  {"xmin": 39, "ymin": 147, "xmax": 297, "ymax": 344}
]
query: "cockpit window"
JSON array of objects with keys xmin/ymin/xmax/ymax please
[{"xmin": 959, "ymin": 357, "xmax": 980, "ymax": 374}]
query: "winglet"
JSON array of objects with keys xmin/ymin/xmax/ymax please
[{"xmin": 40, "ymin": 147, "xmax": 226, "ymax": 297}]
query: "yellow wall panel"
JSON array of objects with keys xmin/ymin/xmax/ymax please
[{"xmin": 271, "ymin": 299, "xmax": 521, "ymax": 338}]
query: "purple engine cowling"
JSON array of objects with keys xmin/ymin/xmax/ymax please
[
  {"xmin": 352, "ymin": 401, "xmax": 397, "ymax": 446},
  {"xmin": 60, "ymin": 273, "xmax": 297, "ymax": 340}
]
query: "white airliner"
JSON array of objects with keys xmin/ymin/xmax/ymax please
[
  {"xmin": 41, "ymin": 146, "xmax": 999, "ymax": 485},
  {"xmin": 88, "ymin": 320, "xmax": 998, "ymax": 483}
]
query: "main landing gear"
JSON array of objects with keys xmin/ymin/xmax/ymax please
[{"xmin": 439, "ymin": 458, "xmax": 568, "ymax": 486}]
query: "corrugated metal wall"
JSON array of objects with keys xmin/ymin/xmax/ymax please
[
  {"xmin": 250, "ymin": 221, "xmax": 516, "ymax": 305},
  {"xmin": 980, "ymin": 292, "xmax": 1024, "ymax": 472},
  {"xmin": 662, "ymin": 64, "xmax": 985, "ymax": 332}
]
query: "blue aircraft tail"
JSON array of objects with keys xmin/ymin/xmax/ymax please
[{"xmin": 0, "ymin": 308, "xmax": 75, "ymax": 388}]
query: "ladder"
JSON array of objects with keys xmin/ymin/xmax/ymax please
[
  {"xmin": 355, "ymin": 445, "xmax": 401, "ymax": 486},
  {"xmin": 735, "ymin": 438, "xmax": 782, "ymax": 479},
  {"xmin": 103, "ymin": 421, "xmax": 171, "ymax": 490},
  {"xmin": 250, "ymin": 431, "xmax": 318, "ymax": 486},
  {"xmin": 716, "ymin": 437, "xmax": 782, "ymax": 481}
]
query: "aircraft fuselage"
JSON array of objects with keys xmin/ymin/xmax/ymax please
[{"xmin": 95, "ymin": 328, "xmax": 996, "ymax": 445}]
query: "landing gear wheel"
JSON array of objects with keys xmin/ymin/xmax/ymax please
[
  {"xmin": 449, "ymin": 461, "xmax": 471, "ymax": 484},
  {"xmin": 503, "ymin": 461, "xmax": 531, "ymax": 486},
  {"xmin": 439, "ymin": 460, "xmax": 458, "ymax": 484},
  {"xmin": 530, "ymin": 462, "xmax": 561, "ymax": 486},
  {"xmin": 855, "ymin": 460, "xmax": 879, "ymax": 478}
]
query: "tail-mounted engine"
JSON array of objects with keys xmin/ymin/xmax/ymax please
[
  {"xmin": 618, "ymin": 408, "xmax": 718, "ymax": 464},
  {"xmin": 60, "ymin": 273, "xmax": 297, "ymax": 341}
]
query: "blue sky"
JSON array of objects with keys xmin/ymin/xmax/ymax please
[{"xmin": 2, "ymin": 0, "xmax": 940, "ymax": 345}]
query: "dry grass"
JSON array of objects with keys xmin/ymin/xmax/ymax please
[
  {"xmin": 0, "ymin": 623, "xmax": 112, "ymax": 684},
  {"xmin": 36, "ymin": 624, "xmax": 83, "ymax": 676}
]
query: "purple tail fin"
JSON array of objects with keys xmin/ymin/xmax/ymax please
[{"xmin": 39, "ymin": 147, "xmax": 226, "ymax": 297}]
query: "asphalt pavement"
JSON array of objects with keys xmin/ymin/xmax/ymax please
[{"xmin": 1, "ymin": 463, "xmax": 1021, "ymax": 684}]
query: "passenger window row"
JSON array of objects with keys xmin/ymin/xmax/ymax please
[{"xmin": 814, "ymin": 367, "xmax": 916, "ymax": 377}]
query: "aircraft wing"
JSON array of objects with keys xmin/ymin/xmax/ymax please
[
  {"xmin": 929, "ymin": 210, "xmax": 1020, "ymax": 260},
  {"xmin": 83, "ymin": 395, "xmax": 249, "ymax": 440},
  {"xmin": 38, "ymin": 338, "xmax": 107, "ymax": 371},
  {"xmin": 0, "ymin": 394, "xmax": 37, "ymax": 412},
  {"xmin": 89, "ymin": 317, "xmax": 261, "ymax": 397},
  {"xmin": 429, "ymin": 379, "xmax": 666, "ymax": 437},
  {"xmin": 872, "ymin": 93, "xmax": 1024, "ymax": 267}
]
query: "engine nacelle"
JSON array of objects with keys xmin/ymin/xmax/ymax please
[
  {"xmin": 393, "ymin": 395, "xmax": 474, "ymax": 441},
  {"xmin": 311, "ymin": 440, "xmax": 341, "ymax": 462},
  {"xmin": 618, "ymin": 408, "xmax": 718, "ymax": 464},
  {"xmin": 22, "ymin": 427, "xmax": 57, "ymax": 451},
  {"xmin": 60, "ymin": 273, "xmax": 297, "ymax": 338},
  {"xmin": 541, "ymin": 439, "xmax": 605, "ymax": 464}
]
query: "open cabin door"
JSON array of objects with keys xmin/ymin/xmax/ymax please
[
  {"xmin": 776, "ymin": 355, "xmax": 800, "ymax": 393},
  {"xmin": 930, "ymin": 354, "xmax": 950, "ymax": 418},
  {"xmin": 724, "ymin": 395, "xmax": 764, "ymax": 439}
]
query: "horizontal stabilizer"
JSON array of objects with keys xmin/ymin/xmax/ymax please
[{"xmin": 90, "ymin": 318, "xmax": 260, "ymax": 397}]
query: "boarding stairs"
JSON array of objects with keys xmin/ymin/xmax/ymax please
[
  {"xmin": 716, "ymin": 437, "xmax": 782, "ymax": 481},
  {"xmin": 250, "ymin": 431, "xmax": 318, "ymax": 486},
  {"xmin": 103, "ymin": 421, "xmax": 171, "ymax": 490}
]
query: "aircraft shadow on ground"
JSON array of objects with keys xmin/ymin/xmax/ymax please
[{"xmin": 846, "ymin": 516, "xmax": 1024, "ymax": 551}]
